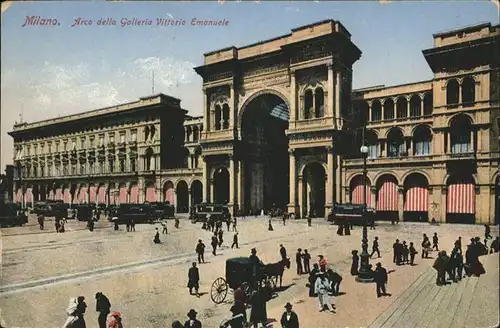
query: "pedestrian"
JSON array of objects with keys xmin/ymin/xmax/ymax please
[
  {"xmin": 229, "ymin": 301, "xmax": 247, "ymax": 328},
  {"xmin": 450, "ymin": 246, "xmax": 463, "ymax": 282},
  {"xmin": 392, "ymin": 239, "xmax": 401, "ymax": 264},
  {"xmin": 231, "ymin": 233, "xmax": 239, "ymax": 249},
  {"xmin": 87, "ymin": 218, "xmax": 95, "ymax": 232},
  {"xmin": 62, "ymin": 297, "xmax": 79, "ymax": 328},
  {"xmin": 211, "ymin": 234, "xmax": 218, "ymax": 256},
  {"xmin": 188, "ymin": 262, "xmax": 200, "ymax": 297},
  {"xmin": 484, "ymin": 224, "xmax": 492, "ymax": 239},
  {"xmin": 232, "ymin": 217, "xmax": 238, "ymax": 232},
  {"xmin": 369, "ymin": 216, "xmax": 375, "ymax": 230},
  {"xmin": 174, "ymin": 217, "xmax": 180, "ymax": 229},
  {"xmin": 59, "ymin": 219, "xmax": 66, "ymax": 233},
  {"xmin": 184, "ymin": 309, "xmax": 202, "ymax": 328},
  {"xmin": 402, "ymin": 241, "xmax": 409, "ymax": 264},
  {"xmin": 433, "ymin": 251, "xmax": 448, "ymax": 285},
  {"xmin": 196, "ymin": 240, "xmax": 206, "ymax": 264},
  {"xmin": 307, "ymin": 216, "xmax": 312, "ymax": 227},
  {"xmin": 75, "ymin": 296, "xmax": 87, "ymax": 327},
  {"xmin": 161, "ymin": 221, "xmax": 168, "ymax": 234},
  {"xmin": 314, "ymin": 272, "xmax": 335, "ymax": 313},
  {"xmin": 95, "ymin": 292, "xmax": 111, "ymax": 328},
  {"xmin": 130, "ymin": 218, "xmax": 135, "ymax": 232},
  {"xmin": 370, "ymin": 236, "xmax": 380, "ymax": 258},
  {"xmin": 268, "ymin": 218, "xmax": 274, "ymax": 231},
  {"xmin": 282, "ymin": 213, "xmax": 286, "ymax": 226},
  {"xmin": 490, "ymin": 236, "xmax": 499, "ymax": 253},
  {"xmin": 280, "ymin": 244, "xmax": 287, "ymax": 260},
  {"xmin": 373, "ymin": 262, "xmax": 388, "ymax": 298},
  {"xmin": 280, "ymin": 302, "xmax": 299, "ymax": 328},
  {"xmin": 153, "ymin": 228, "xmax": 161, "ymax": 244},
  {"xmin": 318, "ymin": 255, "xmax": 327, "ymax": 272},
  {"xmin": 108, "ymin": 312, "xmax": 123, "ymax": 328},
  {"xmin": 249, "ymin": 289, "xmax": 269, "ymax": 328},
  {"xmin": 113, "ymin": 218, "xmax": 119, "ymax": 231},
  {"xmin": 37, "ymin": 213, "xmax": 45, "ymax": 230},
  {"xmin": 326, "ymin": 268, "xmax": 342, "ymax": 295},
  {"xmin": 126, "ymin": 220, "xmax": 130, "ymax": 232},
  {"xmin": 351, "ymin": 250, "xmax": 359, "ymax": 276},
  {"xmin": 421, "ymin": 234, "xmax": 431, "ymax": 258},
  {"xmin": 455, "ymin": 236, "xmax": 462, "ymax": 252},
  {"xmin": 303, "ymin": 249, "xmax": 311, "ymax": 273},
  {"xmin": 409, "ymin": 242, "xmax": 417, "ymax": 265},
  {"xmin": 55, "ymin": 217, "xmax": 61, "ymax": 233},
  {"xmin": 218, "ymin": 229, "xmax": 224, "ymax": 247},
  {"xmin": 296, "ymin": 249, "xmax": 303, "ymax": 275},
  {"xmin": 432, "ymin": 233, "xmax": 439, "ymax": 251},
  {"xmin": 226, "ymin": 219, "xmax": 231, "ymax": 232},
  {"xmin": 308, "ymin": 263, "xmax": 319, "ymax": 297}
]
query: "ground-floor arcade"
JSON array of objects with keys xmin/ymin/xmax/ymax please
[{"xmin": 344, "ymin": 164, "xmax": 499, "ymax": 225}]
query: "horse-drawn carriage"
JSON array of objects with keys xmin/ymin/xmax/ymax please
[{"xmin": 210, "ymin": 256, "xmax": 290, "ymax": 304}]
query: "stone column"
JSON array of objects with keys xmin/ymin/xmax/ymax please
[
  {"xmin": 381, "ymin": 101, "xmax": 385, "ymax": 120},
  {"xmin": 298, "ymin": 175, "xmax": 304, "ymax": 218},
  {"xmin": 290, "ymin": 71, "xmax": 297, "ymax": 122},
  {"xmin": 470, "ymin": 130, "xmax": 474, "ymax": 152},
  {"xmin": 188, "ymin": 188, "xmax": 192, "ymax": 209},
  {"xmin": 368, "ymin": 102, "xmax": 373, "ymax": 122},
  {"xmin": 440, "ymin": 186, "xmax": 447, "ymax": 223},
  {"xmin": 458, "ymin": 85, "xmax": 462, "ymax": 104},
  {"xmin": 406, "ymin": 97, "xmax": 411, "ymax": 118},
  {"xmin": 229, "ymin": 155, "xmax": 236, "ymax": 214},
  {"xmin": 202, "ymin": 157, "xmax": 208, "ymax": 202},
  {"xmin": 477, "ymin": 129, "xmax": 482, "ymax": 153},
  {"xmin": 210, "ymin": 179, "xmax": 214, "ymax": 204},
  {"xmin": 335, "ymin": 155, "xmax": 342, "ymax": 204},
  {"xmin": 335, "ymin": 71, "xmax": 341, "ymax": 128},
  {"xmin": 398, "ymin": 186, "xmax": 404, "ymax": 222},
  {"xmin": 287, "ymin": 149, "xmax": 297, "ymax": 214},
  {"xmin": 446, "ymin": 132, "xmax": 451, "ymax": 153},
  {"xmin": 420, "ymin": 97, "xmax": 424, "ymax": 116},
  {"xmin": 238, "ymin": 160, "xmax": 245, "ymax": 214},
  {"xmin": 326, "ymin": 146, "xmax": 334, "ymax": 209},
  {"xmin": 490, "ymin": 186, "xmax": 496, "ymax": 225},
  {"xmin": 327, "ymin": 64, "xmax": 334, "ymax": 118},
  {"xmin": 230, "ymin": 84, "xmax": 237, "ymax": 130},
  {"xmin": 203, "ymin": 90, "xmax": 209, "ymax": 134},
  {"xmin": 174, "ymin": 190, "xmax": 178, "ymax": 213}
]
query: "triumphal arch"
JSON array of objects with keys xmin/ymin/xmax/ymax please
[{"xmin": 194, "ymin": 20, "xmax": 361, "ymax": 217}]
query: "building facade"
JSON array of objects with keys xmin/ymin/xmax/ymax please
[{"xmin": 9, "ymin": 20, "xmax": 500, "ymax": 223}]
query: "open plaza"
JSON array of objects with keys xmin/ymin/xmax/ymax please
[{"xmin": 0, "ymin": 215, "xmax": 498, "ymax": 327}]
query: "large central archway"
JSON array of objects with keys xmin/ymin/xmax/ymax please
[{"xmin": 241, "ymin": 93, "xmax": 289, "ymax": 213}]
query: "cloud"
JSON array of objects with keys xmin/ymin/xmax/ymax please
[
  {"xmin": 284, "ymin": 6, "xmax": 300, "ymax": 13},
  {"xmin": 0, "ymin": 56, "xmax": 201, "ymax": 169}
]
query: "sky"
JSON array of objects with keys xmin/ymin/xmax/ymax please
[{"xmin": 1, "ymin": 0, "xmax": 499, "ymax": 170}]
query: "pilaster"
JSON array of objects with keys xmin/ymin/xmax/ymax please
[
  {"xmin": 290, "ymin": 71, "xmax": 297, "ymax": 122},
  {"xmin": 298, "ymin": 175, "xmax": 304, "ymax": 218},
  {"xmin": 202, "ymin": 156, "xmax": 208, "ymax": 202},
  {"xmin": 229, "ymin": 155, "xmax": 236, "ymax": 215},
  {"xmin": 398, "ymin": 186, "xmax": 404, "ymax": 222},
  {"xmin": 287, "ymin": 149, "xmax": 298, "ymax": 215},
  {"xmin": 327, "ymin": 64, "xmax": 334, "ymax": 118},
  {"xmin": 326, "ymin": 146, "xmax": 334, "ymax": 208}
]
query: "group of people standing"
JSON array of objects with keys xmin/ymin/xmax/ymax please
[{"xmin": 62, "ymin": 292, "xmax": 122, "ymax": 328}]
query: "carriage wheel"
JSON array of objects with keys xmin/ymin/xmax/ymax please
[{"xmin": 210, "ymin": 277, "xmax": 228, "ymax": 304}]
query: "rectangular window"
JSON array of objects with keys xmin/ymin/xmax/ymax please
[
  {"xmin": 109, "ymin": 134, "xmax": 115, "ymax": 144},
  {"xmin": 109, "ymin": 159, "xmax": 114, "ymax": 172},
  {"xmin": 99, "ymin": 135, "xmax": 105, "ymax": 146},
  {"xmin": 89, "ymin": 137, "xmax": 95, "ymax": 147},
  {"xmin": 415, "ymin": 141, "xmax": 431, "ymax": 156},
  {"xmin": 119, "ymin": 159, "xmax": 125, "ymax": 172},
  {"xmin": 367, "ymin": 144, "xmax": 380, "ymax": 159},
  {"xmin": 71, "ymin": 165, "xmax": 76, "ymax": 175},
  {"xmin": 63, "ymin": 141, "xmax": 68, "ymax": 151},
  {"xmin": 40, "ymin": 166, "xmax": 45, "ymax": 177},
  {"xmin": 120, "ymin": 133, "xmax": 125, "ymax": 143},
  {"xmin": 71, "ymin": 139, "xmax": 76, "ymax": 150},
  {"xmin": 130, "ymin": 158, "xmax": 136, "ymax": 172},
  {"xmin": 55, "ymin": 142, "xmax": 59, "ymax": 152},
  {"xmin": 48, "ymin": 143, "xmax": 52, "ymax": 153},
  {"xmin": 89, "ymin": 163, "xmax": 94, "ymax": 174},
  {"xmin": 80, "ymin": 164, "xmax": 86, "ymax": 175},
  {"xmin": 81, "ymin": 137, "xmax": 86, "ymax": 148},
  {"xmin": 99, "ymin": 161, "xmax": 105, "ymax": 174},
  {"xmin": 131, "ymin": 130, "xmax": 137, "ymax": 142},
  {"xmin": 34, "ymin": 145, "xmax": 38, "ymax": 155}
]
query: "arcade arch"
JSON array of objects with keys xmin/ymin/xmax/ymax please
[
  {"xmin": 213, "ymin": 167, "xmax": 229, "ymax": 205},
  {"xmin": 403, "ymin": 173, "xmax": 429, "ymax": 222},
  {"xmin": 164, "ymin": 181, "xmax": 175, "ymax": 205},
  {"xmin": 191, "ymin": 180, "xmax": 203, "ymax": 207},
  {"xmin": 300, "ymin": 162, "xmax": 326, "ymax": 218},
  {"xmin": 176, "ymin": 180, "xmax": 189, "ymax": 213},
  {"xmin": 446, "ymin": 174, "xmax": 476, "ymax": 224}
]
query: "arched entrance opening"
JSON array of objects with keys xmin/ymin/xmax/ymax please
[
  {"xmin": 403, "ymin": 173, "xmax": 429, "ymax": 222},
  {"xmin": 129, "ymin": 183, "xmax": 139, "ymax": 204},
  {"xmin": 214, "ymin": 167, "xmax": 229, "ymax": 204},
  {"xmin": 301, "ymin": 163, "xmax": 326, "ymax": 218},
  {"xmin": 349, "ymin": 175, "xmax": 373, "ymax": 207},
  {"xmin": 375, "ymin": 174, "xmax": 399, "ymax": 222},
  {"xmin": 164, "ymin": 181, "xmax": 175, "ymax": 205},
  {"xmin": 176, "ymin": 180, "xmax": 189, "ymax": 213},
  {"xmin": 145, "ymin": 181, "xmax": 156, "ymax": 203},
  {"xmin": 446, "ymin": 175, "xmax": 476, "ymax": 224},
  {"xmin": 495, "ymin": 176, "xmax": 499, "ymax": 225},
  {"xmin": 241, "ymin": 93, "xmax": 289, "ymax": 213},
  {"xmin": 119, "ymin": 183, "xmax": 127, "ymax": 204},
  {"xmin": 191, "ymin": 180, "xmax": 203, "ymax": 207},
  {"xmin": 40, "ymin": 184, "xmax": 47, "ymax": 201}
]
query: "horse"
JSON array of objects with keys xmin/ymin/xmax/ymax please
[{"xmin": 263, "ymin": 258, "xmax": 290, "ymax": 288}]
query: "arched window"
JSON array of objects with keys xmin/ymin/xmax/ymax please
[
  {"xmin": 150, "ymin": 125, "xmax": 156, "ymax": 140},
  {"xmin": 222, "ymin": 104, "xmax": 230, "ymax": 129},
  {"xmin": 410, "ymin": 95, "xmax": 421, "ymax": 117},
  {"xmin": 461, "ymin": 76, "xmax": 475, "ymax": 106},
  {"xmin": 446, "ymin": 79, "xmax": 459, "ymax": 106},
  {"xmin": 371, "ymin": 101, "xmax": 382, "ymax": 122},
  {"xmin": 193, "ymin": 126, "xmax": 199, "ymax": 142},
  {"xmin": 145, "ymin": 147, "xmax": 154, "ymax": 171},
  {"xmin": 214, "ymin": 105, "xmax": 222, "ymax": 130},
  {"xmin": 387, "ymin": 128, "xmax": 405, "ymax": 157},
  {"xmin": 366, "ymin": 130, "xmax": 380, "ymax": 159},
  {"xmin": 186, "ymin": 127, "xmax": 192, "ymax": 142},
  {"xmin": 423, "ymin": 93, "xmax": 433, "ymax": 116},
  {"xmin": 414, "ymin": 125, "xmax": 432, "ymax": 156},
  {"xmin": 144, "ymin": 126, "xmax": 150, "ymax": 141},
  {"xmin": 450, "ymin": 116, "xmax": 472, "ymax": 154},
  {"xmin": 304, "ymin": 89, "xmax": 313, "ymax": 119},
  {"xmin": 315, "ymin": 87, "xmax": 325, "ymax": 118},
  {"xmin": 396, "ymin": 97, "xmax": 407, "ymax": 119},
  {"xmin": 384, "ymin": 99, "xmax": 394, "ymax": 120}
]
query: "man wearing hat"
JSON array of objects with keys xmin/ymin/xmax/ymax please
[
  {"xmin": 108, "ymin": 312, "xmax": 123, "ymax": 328},
  {"xmin": 184, "ymin": 309, "xmax": 202, "ymax": 328},
  {"xmin": 295, "ymin": 249, "xmax": 303, "ymax": 275},
  {"xmin": 314, "ymin": 271, "xmax": 335, "ymax": 312},
  {"xmin": 249, "ymin": 248, "xmax": 264, "ymax": 289},
  {"xmin": 95, "ymin": 292, "xmax": 111, "ymax": 328},
  {"xmin": 280, "ymin": 302, "xmax": 299, "ymax": 328}
]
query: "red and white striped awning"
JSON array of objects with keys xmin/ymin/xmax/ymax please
[
  {"xmin": 64, "ymin": 189, "xmax": 71, "ymax": 203},
  {"xmin": 447, "ymin": 182, "xmax": 475, "ymax": 214},
  {"xmin": 376, "ymin": 180, "xmax": 398, "ymax": 211},
  {"xmin": 146, "ymin": 187, "xmax": 157, "ymax": 203},
  {"xmin": 119, "ymin": 186, "xmax": 128, "ymax": 204},
  {"xmin": 404, "ymin": 186, "xmax": 428, "ymax": 212},
  {"xmin": 350, "ymin": 182, "xmax": 373, "ymax": 207},
  {"xmin": 165, "ymin": 187, "xmax": 175, "ymax": 205},
  {"xmin": 97, "ymin": 187, "xmax": 106, "ymax": 204},
  {"xmin": 130, "ymin": 185, "xmax": 139, "ymax": 203}
]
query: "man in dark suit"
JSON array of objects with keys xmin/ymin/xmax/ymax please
[
  {"xmin": 280, "ymin": 302, "xmax": 299, "ymax": 328},
  {"xmin": 295, "ymin": 249, "xmax": 303, "ymax": 275},
  {"xmin": 374, "ymin": 262, "xmax": 388, "ymax": 297},
  {"xmin": 280, "ymin": 244, "xmax": 287, "ymax": 260},
  {"xmin": 188, "ymin": 262, "xmax": 200, "ymax": 297},
  {"xmin": 95, "ymin": 292, "xmax": 111, "ymax": 328},
  {"xmin": 231, "ymin": 233, "xmax": 239, "ymax": 249},
  {"xmin": 184, "ymin": 309, "xmax": 202, "ymax": 328}
]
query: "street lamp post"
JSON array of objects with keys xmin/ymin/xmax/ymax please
[{"xmin": 356, "ymin": 127, "xmax": 374, "ymax": 283}]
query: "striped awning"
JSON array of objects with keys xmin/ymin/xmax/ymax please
[
  {"xmin": 146, "ymin": 187, "xmax": 157, "ymax": 203},
  {"xmin": 119, "ymin": 186, "xmax": 128, "ymax": 204},
  {"xmin": 447, "ymin": 182, "xmax": 475, "ymax": 214},
  {"xmin": 404, "ymin": 186, "xmax": 428, "ymax": 212},
  {"xmin": 376, "ymin": 180, "xmax": 398, "ymax": 211},
  {"xmin": 64, "ymin": 189, "xmax": 71, "ymax": 203},
  {"xmin": 351, "ymin": 182, "xmax": 373, "ymax": 207},
  {"xmin": 130, "ymin": 185, "xmax": 139, "ymax": 203},
  {"xmin": 97, "ymin": 187, "xmax": 106, "ymax": 204}
]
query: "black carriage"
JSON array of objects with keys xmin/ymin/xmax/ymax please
[
  {"xmin": 0, "ymin": 203, "xmax": 27, "ymax": 227},
  {"xmin": 115, "ymin": 204, "xmax": 154, "ymax": 224},
  {"xmin": 210, "ymin": 257, "xmax": 279, "ymax": 304},
  {"xmin": 190, "ymin": 203, "xmax": 230, "ymax": 224},
  {"xmin": 149, "ymin": 201, "xmax": 175, "ymax": 221}
]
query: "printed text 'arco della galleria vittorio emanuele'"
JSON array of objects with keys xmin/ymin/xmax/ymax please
[{"xmin": 8, "ymin": 19, "xmax": 500, "ymax": 225}]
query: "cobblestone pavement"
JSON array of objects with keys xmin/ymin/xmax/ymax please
[{"xmin": 0, "ymin": 215, "xmax": 496, "ymax": 328}]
